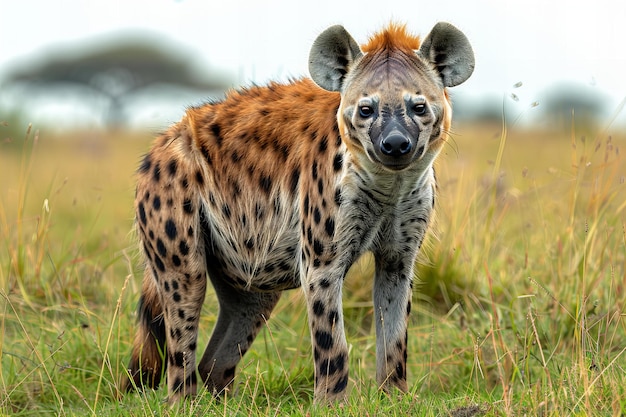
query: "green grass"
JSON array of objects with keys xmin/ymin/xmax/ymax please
[{"xmin": 1, "ymin": 118, "xmax": 625, "ymax": 416}]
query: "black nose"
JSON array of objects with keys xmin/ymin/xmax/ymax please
[{"xmin": 380, "ymin": 134, "xmax": 412, "ymax": 156}]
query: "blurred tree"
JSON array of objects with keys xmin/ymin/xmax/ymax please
[
  {"xmin": 539, "ymin": 82, "xmax": 608, "ymax": 132},
  {"xmin": 0, "ymin": 30, "xmax": 233, "ymax": 127}
]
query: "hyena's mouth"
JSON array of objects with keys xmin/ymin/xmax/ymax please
[{"xmin": 366, "ymin": 148, "xmax": 418, "ymax": 171}]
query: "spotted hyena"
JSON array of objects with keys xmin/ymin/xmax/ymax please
[{"xmin": 123, "ymin": 22, "xmax": 474, "ymax": 403}]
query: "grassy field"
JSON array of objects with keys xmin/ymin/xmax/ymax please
[{"xmin": 1, "ymin": 118, "xmax": 625, "ymax": 416}]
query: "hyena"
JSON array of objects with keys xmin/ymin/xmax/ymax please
[{"xmin": 123, "ymin": 22, "xmax": 474, "ymax": 403}]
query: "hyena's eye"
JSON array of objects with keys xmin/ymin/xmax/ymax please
[
  {"xmin": 358, "ymin": 105, "xmax": 374, "ymax": 118},
  {"xmin": 412, "ymin": 103, "xmax": 427, "ymax": 116}
]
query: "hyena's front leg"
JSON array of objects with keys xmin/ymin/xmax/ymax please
[
  {"xmin": 372, "ymin": 187, "xmax": 433, "ymax": 393},
  {"xmin": 372, "ymin": 253, "xmax": 415, "ymax": 393},
  {"xmin": 304, "ymin": 271, "xmax": 350, "ymax": 402}
]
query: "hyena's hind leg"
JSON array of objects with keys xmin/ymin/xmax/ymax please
[
  {"xmin": 123, "ymin": 264, "xmax": 209, "ymax": 402},
  {"xmin": 123, "ymin": 266, "xmax": 167, "ymax": 392},
  {"xmin": 197, "ymin": 273, "xmax": 282, "ymax": 395},
  {"xmin": 126, "ymin": 172, "xmax": 210, "ymax": 401}
]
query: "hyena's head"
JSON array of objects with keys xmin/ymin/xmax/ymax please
[{"xmin": 309, "ymin": 23, "xmax": 474, "ymax": 171}]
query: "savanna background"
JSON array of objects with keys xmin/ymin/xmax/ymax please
[{"xmin": 1, "ymin": 1, "xmax": 625, "ymax": 416}]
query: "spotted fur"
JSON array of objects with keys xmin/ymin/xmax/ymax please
[{"xmin": 122, "ymin": 22, "xmax": 474, "ymax": 403}]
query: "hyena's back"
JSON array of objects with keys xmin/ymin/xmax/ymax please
[{"xmin": 135, "ymin": 79, "xmax": 341, "ymax": 293}]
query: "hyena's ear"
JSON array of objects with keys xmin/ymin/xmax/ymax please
[
  {"xmin": 419, "ymin": 22, "xmax": 475, "ymax": 88},
  {"xmin": 309, "ymin": 25, "xmax": 363, "ymax": 92}
]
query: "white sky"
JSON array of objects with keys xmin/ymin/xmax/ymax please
[{"xmin": 1, "ymin": 0, "xmax": 626, "ymax": 124}]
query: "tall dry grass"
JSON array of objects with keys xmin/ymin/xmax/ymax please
[{"xmin": 0, "ymin": 118, "xmax": 624, "ymax": 416}]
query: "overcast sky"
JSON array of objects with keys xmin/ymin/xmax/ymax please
[{"xmin": 1, "ymin": 0, "xmax": 625, "ymax": 125}]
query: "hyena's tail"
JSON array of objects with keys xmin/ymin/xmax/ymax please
[{"xmin": 122, "ymin": 267, "xmax": 166, "ymax": 393}]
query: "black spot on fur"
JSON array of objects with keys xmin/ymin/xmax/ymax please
[
  {"xmin": 255, "ymin": 203, "xmax": 264, "ymax": 220},
  {"xmin": 172, "ymin": 255, "xmax": 181, "ymax": 267},
  {"xmin": 245, "ymin": 237, "xmax": 254, "ymax": 250},
  {"xmin": 167, "ymin": 159, "xmax": 177, "ymax": 177},
  {"xmin": 138, "ymin": 202, "xmax": 147, "ymax": 225},
  {"xmin": 200, "ymin": 144, "xmax": 212, "ymax": 165},
  {"xmin": 325, "ymin": 217, "xmax": 335, "ymax": 237},
  {"xmin": 187, "ymin": 371, "xmax": 197, "ymax": 386},
  {"xmin": 320, "ymin": 278, "xmax": 331, "ymax": 288},
  {"xmin": 152, "ymin": 195, "xmax": 161, "ymax": 211},
  {"xmin": 210, "ymin": 122, "xmax": 222, "ymax": 147},
  {"xmin": 303, "ymin": 194, "xmax": 310, "ymax": 217},
  {"xmin": 313, "ymin": 239, "xmax": 324, "ymax": 256},
  {"xmin": 156, "ymin": 238, "xmax": 167, "ymax": 257},
  {"xmin": 179, "ymin": 198, "xmax": 192, "ymax": 214},
  {"xmin": 328, "ymin": 310, "xmax": 338, "ymax": 326},
  {"xmin": 172, "ymin": 371, "xmax": 196, "ymax": 393},
  {"xmin": 181, "ymin": 175, "xmax": 189, "ymax": 189},
  {"xmin": 152, "ymin": 162, "xmax": 161, "ymax": 183},
  {"xmin": 333, "ymin": 374, "xmax": 348, "ymax": 393},
  {"xmin": 396, "ymin": 361, "xmax": 405, "ymax": 379},
  {"xmin": 315, "ymin": 330, "xmax": 333, "ymax": 350},
  {"xmin": 260, "ymin": 175, "xmax": 272, "ymax": 194},
  {"xmin": 139, "ymin": 154, "xmax": 151, "ymax": 173},
  {"xmin": 333, "ymin": 153, "xmax": 343, "ymax": 171},
  {"xmin": 179, "ymin": 240, "xmax": 190, "ymax": 256},
  {"xmin": 273, "ymin": 197, "xmax": 281, "ymax": 215},
  {"xmin": 165, "ymin": 219, "xmax": 177, "ymax": 240},
  {"xmin": 154, "ymin": 255, "xmax": 165, "ymax": 272},
  {"xmin": 313, "ymin": 207, "xmax": 321, "ymax": 224},
  {"xmin": 312, "ymin": 300, "xmax": 325, "ymax": 316},
  {"xmin": 195, "ymin": 170, "xmax": 204, "ymax": 185},
  {"xmin": 172, "ymin": 377, "xmax": 183, "ymax": 393},
  {"xmin": 174, "ymin": 352, "xmax": 185, "ymax": 368},
  {"xmin": 334, "ymin": 188, "xmax": 342, "ymax": 206},
  {"xmin": 318, "ymin": 135, "xmax": 328, "ymax": 153},
  {"xmin": 312, "ymin": 161, "xmax": 318, "ymax": 180},
  {"xmin": 222, "ymin": 204, "xmax": 231, "ymax": 219},
  {"xmin": 231, "ymin": 150, "xmax": 241, "ymax": 163},
  {"xmin": 173, "ymin": 292, "xmax": 181, "ymax": 302},
  {"xmin": 278, "ymin": 143, "xmax": 290, "ymax": 161},
  {"xmin": 317, "ymin": 179, "xmax": 324, "ymax": 195},
  {"xmin": 320, "ymin": 353, "xmax": 345, "ymax": 376},
  {"xmin": 333, "ymin": 125, "xmax": 342, "ymax": 146},
  {"xmin": 290, "ymin": 168, "xmax": 300, "ymax": 194}
]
